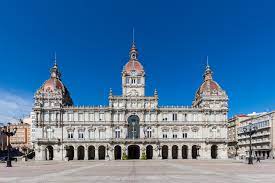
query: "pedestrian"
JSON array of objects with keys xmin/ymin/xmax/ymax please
[{"xmin": 256, "ymin": 156, "xmax": 261, "ymax": 163}]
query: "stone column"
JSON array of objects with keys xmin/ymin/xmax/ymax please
[
  {"xmin": 188, "ymin": 146, "xmax": 192, "ymax": 159},
  {"xmin": 74, "ymin": 148, "xmax": 78, "ymax": 160},
  {"xmin": 84, "ymin": 147, "xmax": 88, "ymax": 160},
  {"xmin": 95, "ymin": 148, "xmax": 99, "ymax": 160},
  {"xmin": 178, "ymin": 146, "xmax": 182, "ymax": 159},
  {"xmin": 168, "ymin": 146, "xmax": 172, "ymax": 159}
]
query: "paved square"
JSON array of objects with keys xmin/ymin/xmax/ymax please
[{"xmin": 0, "ymin": 160, "xmax": 274, "ymax": 183}]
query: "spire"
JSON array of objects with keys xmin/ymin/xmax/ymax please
[
  {"xmin": 50, "ymin": 53, "xmax": 61, "ymax": 79},
  {"xmin": 203, "ymin": 56, "xmax": 213, "ymax": 81},
  {"xmin": 129, "ymin": 28, "xmax": 138, "ymax": 60},
  {"xmin": 53, "ymin": 52, "xmax": 57, "ymax": 67},
  {"xmin": 132, "ymin": 27, "xmax": 135, "ymax": 46}
]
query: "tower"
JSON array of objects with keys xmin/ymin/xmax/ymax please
[{"xmin": 122, "ymin": 42, "xmax": 145, "ymax": 96}]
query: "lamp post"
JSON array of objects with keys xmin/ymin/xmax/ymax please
[
  {"xmin": 0, "ymin": 123, "xmax": 17, "ymax": 167},
  {"xmin": 106, "ymin": 145, "xmax": 109, "ymax": 159},
  {"xmin": 243, "ymin": 123, "xmax": 258, "ymax": 164},
  {"xmin": 234, "ymin": 144, "xmax": 239, "ymax": 158}
]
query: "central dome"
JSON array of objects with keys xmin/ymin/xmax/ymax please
[
  {"xmin": 124, "ymin": 60, "xmax": 144, "ymax": 75},
  {"xmin": 123, "ymin": 43, "xmax": 144, "ymax": 75}
]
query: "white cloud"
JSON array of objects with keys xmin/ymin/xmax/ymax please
[{"xmin": 0, "ymin": 89, "xmax": 32, "ymax": 124}]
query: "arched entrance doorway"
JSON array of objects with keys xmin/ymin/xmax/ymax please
[
  {"xmin": 146, "ymin": 145, "xmax": 153, "ymax": 159},
  {"xmin": 172, "ymin": 145, "xmax": 178, "ymax": 159},
  {"xmin": 88, "ymin": 146, "xmax": 95, "ymax": 160},
  {"xmin": 45, "ymin": 146, "xmax": 54, "ymax": 160},
  {"xmin": 66, "ymin": 146, "xmax": 74, "ymax": 160},
  {"xmin": 128, "ymin": 145, "xmax": 140, "ymax": 159},
  {"xmin": 162, "ymin": 145, "xmax": 168, "ymax": 159},
  {"xmin": 211, "ymin": 145, "xmax": 218, "ymax": 159},
  {"xmin": 182, "ymin": 145, "xmax": 188, "ymax": 159},
  {"xmin": 114, "ymin": 145, "xmax": 122, "ymax": 160},
  {"xmin": 127, "ymin": 115, "xmax": 140, "ymax": 139},
  {"xmin": 192, "ymin": 145, "xmax": 198, "ymax": 159},
  {"xmin": 77, "ymin": 146, "xmax": 85, "ymax": 160},
  {"xmin": 98, "ymin": 146, "xmax": 106, "ymax": 160}
]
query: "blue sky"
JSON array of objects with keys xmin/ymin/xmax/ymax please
[{"xmin": 0, "ymin": 0, "xmax": 274, "ymax": 122}]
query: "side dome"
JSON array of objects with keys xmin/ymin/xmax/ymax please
[
  {"xmin": 193, "ymin": 63, "xmax": 228, "ymax": 107},
  {"xmin": 35, "ymin": 61, "xmax": 73, "ymax": 106}
]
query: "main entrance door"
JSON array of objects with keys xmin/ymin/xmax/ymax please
[
  {"xmin": 128, "ymin": 145, "xmax": 140, "ymax": 159},
  {"xmin": 127, "ymin": 115, "xmax": 140, "ymax": 139}
]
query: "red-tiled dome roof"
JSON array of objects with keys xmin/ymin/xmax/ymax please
[
  {"xmin": 124, "ymin": 60, "xmax": 144, "ymax": 75},
  {"xmin": 42, "ymin": 78, "xmax": 65, "ymax": 92}
]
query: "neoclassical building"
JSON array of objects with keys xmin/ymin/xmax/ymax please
[{"xmin": 33, "ymin": 42, "xmax": 229, "ymax": 161}]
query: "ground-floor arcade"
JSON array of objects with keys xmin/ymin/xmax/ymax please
[{"xmin": 34, "ymin": 142, "xmax": 228, "ymax": 161}]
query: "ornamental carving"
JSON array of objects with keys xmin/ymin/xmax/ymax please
[
  {"xmin": 181, "ymin": 126, "xmax": 190, "ymax": 132},
  {"xmin": 98, "ymin": 125, "xmax": 106, "ymax": 132},
  {"xmin": 191, "ymin": 126, "xmax": 199, "ymax": 132},
  {"xmin": 171, "ymin": 126, "xmax": 179, "ymax": 132},
  {"xmin": 66, "ymin": 126, "xmax": 75, "ymax": 131},
  {"xmin": 161, "ymin": 126, "xmax": 169, "ymax": 132},
  {"xmin": 77, "ymin": 126, "xmax": 85, "ymax": 131},
  {"xmin": 87, "ymin": 126, "xmax": 96, "ymax": 132}
]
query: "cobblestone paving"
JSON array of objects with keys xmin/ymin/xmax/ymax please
[{"xmin": 0, "ymin": 160, "xmax": 275, "ymax": 183}]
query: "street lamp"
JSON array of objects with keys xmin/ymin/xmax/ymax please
[
  {"xmin": 106, "ymin": 145, "xmax": 109, "ymax": 158},
  {"xmin": 234, "ymin": 144, "xmax": 239, "ymax": 158},
  {"xmin": 243, "ymin": 123, "xmax": 258, "ymax": 164},
  {"xmin": 0, "ymin": 123, "xmax": 17, "ymax": 167}
]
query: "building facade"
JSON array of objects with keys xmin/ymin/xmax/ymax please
[
  {"xmin": 33, "ymin": 42, "xmax": 229, "ymax": 161},
  {"xmin": 9, "ymin": 122, "xmax": 32, "ymax": 151},
  {"xmin": 227, "ymin": 115, "xmax": 249, "ymax": 158},
  {"xmin": 0, "ymin": 123, "xmax": 7, "ymax": 151},
  {"xmin": 238, "ymin": 111, "xmax": 275, "ymax": 159}
]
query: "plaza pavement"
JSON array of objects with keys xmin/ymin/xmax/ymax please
[{"xmin": 0, "ymin": 159, "xmax": 275, "ymax": 183}]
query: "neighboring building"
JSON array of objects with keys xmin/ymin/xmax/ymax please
[
  {"xmin": 33, "ymin": 42, "xmax": 229, "ymax": 161},
  {"xmin": 9, "ymin": 122, "xmax": 32, "ymax": 151},
  {"xmin": 238, "ymin": 111, "xmax": 275, "ymax": 159},
  {"xmin": 227, "ymin": 115, "xmax": 250, "ymax": 158},
  {"xmin": 0, "ymin": 123, "xmax": 7, "ymax": 151}
]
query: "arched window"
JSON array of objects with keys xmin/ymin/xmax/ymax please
[{"xmin": 68, "ymin": 131, "xmax": 74, "ymax": 139}]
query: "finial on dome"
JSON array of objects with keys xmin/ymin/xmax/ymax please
[
  {"xmin": 54, "ymin": 52, "xmax": 57, "ymax": 66},
  {"xmin": 132, "ymin": 27, "xmax": 135, "ymax": 46},
  {"xmin": 50, "ymin": 53, "xmax": 61, "ymax": 79},
  {"xmin": 109, "ymin": 88, "xmax": 113, "ymax": 96},
  {"xmin": 203, "ymin": 56, "xmax": 213, "ymax": 81},
  {"xmin": 154, "ymin": 88, "xmax": 158, "ymax": 96}
]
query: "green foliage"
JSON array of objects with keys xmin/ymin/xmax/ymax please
[
  {"xmin": 141, "ymin": 152, "xmax": 147, "ymax": 160},
  {"xmin": 122, "ymin": 152, "xmax": 128, "ymax": 160}
]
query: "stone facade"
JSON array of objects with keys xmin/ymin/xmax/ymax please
[
  {"xmin": 238, "ymin": 111, "xmax": 275, "ymax": 159},
  {"xmin": 33, "ymin": 42, "xmax": 229, "ymax": 161},
  {"xmin": 227, "ymin": 115, "xmax": 249, "ymax": 158}
]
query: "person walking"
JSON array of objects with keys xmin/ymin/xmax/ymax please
[{"xmin": 256, "ymin": 156, "xmax": 261, "ymax": 163}]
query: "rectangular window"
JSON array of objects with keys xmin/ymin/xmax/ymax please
[
  {"xmin": 68, "ymin": 131, "xmax": 74, "ymax": 139},
  {"xmin": 68, "ymin": 113, "xmax": 73, "ymax": 121},
  {"xmin": 137, "ymin": 78, "xmax": 141, "ymax": 84},
  {"xmin": 89, "ymin": 131, "xmax": 95, "ymax": 139},
  {"xmin": 173, "ymin": 134, "xmax": 177, "ymax": 139},
  {"xmin": 163, "ymin": 134, "xmax": 168, "ymax": 139},
  {"xmin": 126, "ymin": 77, "xmax": 130, "ymax": 84},
  {"xmin": 78, "ymin": 131, "xmax": 84, "ymax": 139},
  {"xmin": 172, "ymin": 113, "xmax": 178, "ymax": 121},
  {"xmin": 183, "ymin": 133, "xmax": 187, "ymax": 138},
  {"xmin": 79, "ymin": 113, "xmax": 84, "ymax": 121},
  {"xmin": 115, "ymin": 130, "xmax": 120, "ymax": 139}
]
